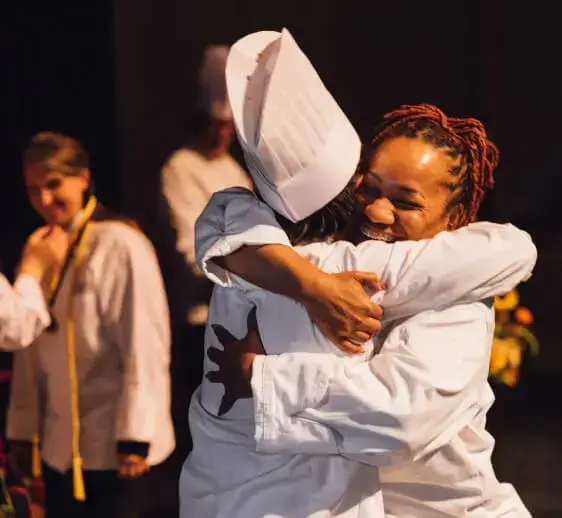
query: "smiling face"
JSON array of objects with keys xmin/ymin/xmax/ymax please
[
  {"xmin": 23, "ymin": 163, "xmax": 89, "ymax": 227},
  {"xmin": 345, "ymin": 135, "xmax": 463, "ymax": 244},
  {"xmin": 22, "ymin": 132, "xmax": 91, "ymax": 228}
]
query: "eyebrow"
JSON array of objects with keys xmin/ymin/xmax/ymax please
[{"xmin": 367, "ymin": 171, "xmax": 425, "ymax": 198}]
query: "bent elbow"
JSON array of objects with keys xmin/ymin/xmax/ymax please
[{"xmin": 510, "ymin": 227, "xmax": 538, "ymax": 283}]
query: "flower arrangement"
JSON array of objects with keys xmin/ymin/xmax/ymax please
[{"xmin": 489, "ymin": 288, "xmax": 539, "ymax": 387}]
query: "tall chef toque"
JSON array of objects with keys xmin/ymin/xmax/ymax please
[{"xmin": 225, "ymin": 28, "xmax": 361, "ymax": 222}]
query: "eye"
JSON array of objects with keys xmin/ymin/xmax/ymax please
[
  {"xmin": 393, "ymin": 199, "xmax": 422, "ymax": 211},
  {"xmin": 45, "ymin": 178, "xmax": 62, "ymax": 190}
]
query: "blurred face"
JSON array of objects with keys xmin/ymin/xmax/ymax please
[
  {"xmin": 24, "ymin": 163, "xmax": 89, "ymax": 227},
  {"xmin": 345, "ymin": 136, "xmax": 461, "ymax": 244}
]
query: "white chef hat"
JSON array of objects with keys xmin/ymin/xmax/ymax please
[
  {"xmin": 225, "ymin": 28, "xmax": 361, "ymax": 222},
  {"xmin": 198, "ymin": 45, "xmax": 233, "ymax": 120}
]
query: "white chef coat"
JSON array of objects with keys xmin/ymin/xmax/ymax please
[
  {"xmin": 6, "ymin": 220, "xmax": 175, "ymax": 472},
  {"xmin": 161, "ymin": 148, "xmax": 253, "ymax": 325},
  {"xmin": 248, "ymin": 306, "xmax": 531, "ymax": 518},
  {"xmin": 0, "ymin": 274, "xmax": 50, "ymax": 351},
  {"xmin": 179, "ymin": 188, "xmax": 536, "ymax": 517}
]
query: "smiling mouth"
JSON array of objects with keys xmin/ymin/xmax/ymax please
[{"xmin": 359, "ymin": 224, "xmax": 396, "ymax": 243}]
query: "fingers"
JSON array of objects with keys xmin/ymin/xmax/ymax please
[
  {"xmin": 119, "ymin": 458, "xmax": 150, "ymax": 478},
  {"xmin": 26, "ymin": 227, "xmax": 49, "ymax": 244},
  {"xmin": 41, "ymin": 226, "xmax": 55, "ymax": 239},
  {"xmin": 336, "ymin": 339, "xmax": 365, "ymax": 355},
  {"xmin": 349, "ymin": 271, "xmax": 385, "ymax": 291},
  {"xmin": 366, "ymin": 303, "xmax": 383, "ymax": 320},
  {"xmin": 212, "ymin": 324, "xmax": 238, "ymax": 346},
  {"xmin": 357, "ymin": 315, "xmax": 383, "ymax": 334},
  {"xmin": 338, "ymin": 315, "xmax": 382, "ymax": 346},
  {"xmin": 353, "ymin": 330, "xmax": 372, "ymax": 343}
]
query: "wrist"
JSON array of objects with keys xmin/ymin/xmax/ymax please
[
  {"xmin": 296, "ymin": 268, "xmax": 330, "ymax": 305},
  {"xmin": 18, "ymin": 258, "xmax": 45, "ymax": 281}
]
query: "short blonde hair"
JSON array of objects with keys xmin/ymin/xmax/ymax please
[{"xmin": 23, "ymin": 131, "xmax": 89, "ymax": 175}]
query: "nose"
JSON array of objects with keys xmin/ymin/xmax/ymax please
[
  {"xmin": 364, "ymin": 197, "xmax": 395, "ymax": 226},
  {"xmin": 39, "ymin": 189, "xmax": 54, "ymax": 208}
]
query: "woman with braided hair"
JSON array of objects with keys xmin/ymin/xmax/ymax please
[
  {"xmin": 188, "ymin": 68, "xmax": 534, "ymax": 518},
  {"xmin": 341, "ymin": 103, "xmax": 500, "ymax": 248},
  {"xmin": 370, "ymin": 103, "xmax": 498, "ymax": 224}
]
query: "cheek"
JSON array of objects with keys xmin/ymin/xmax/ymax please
[
  {"xmin": 396, "ymin": 210, "xmax": 448, "ymax": 240},
  {"xmin": 29, "ymin": 196, "xmax": 43, "ymax": 213},
  {"xmin": 396, "ymin": 211, "xmax": 425, "ymax": 232},
  {"xmin": 416, "ymin": 211, "xmax": 449, "ymax": 238}
]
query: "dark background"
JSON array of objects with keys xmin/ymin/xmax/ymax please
[{"xmin": 2, "ymin": 1, "xmax": 561, "ymax": 516}]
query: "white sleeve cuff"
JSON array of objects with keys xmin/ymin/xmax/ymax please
[
  {"xmin": 195, "ymin": 188, "xmax": 291, "ymax": 288},
  {"xmin": 251, "ymin": 354, "xmax": 335, "ymax": 453},
  {"xmin": 201, "ymin": 224, "xmax": 292, "ymax": 288},
  {"xmin": 14, "ymin": 275, "xmax": 50, "ymax": 326}
]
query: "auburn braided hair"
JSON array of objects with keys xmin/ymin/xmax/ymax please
[{"xmin": 370, "ymin": 104, "xmax": 499, "ymax": 225}]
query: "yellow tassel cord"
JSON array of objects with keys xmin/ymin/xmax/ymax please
[{"xmin": 66, "ymin": 217, "xmax": 94, "ymax": 501}]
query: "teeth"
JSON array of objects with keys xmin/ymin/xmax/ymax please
[{"xmin": 360, "ymin": 225, "xmax": 394, "ymax": 243}]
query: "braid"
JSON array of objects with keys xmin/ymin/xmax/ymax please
[{"xmin": 371, "ymin": 104, "xmax": 499, "ymax": 225}]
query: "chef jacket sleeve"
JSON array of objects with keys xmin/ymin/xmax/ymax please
[
  {"xmin": 0, "ymin": 274, "xmax": 50, "ymax": 351},
  {"xmin": 251, "ymin": 302, "xmax": 492, "ymax": 466},
  {"xmin": 195, "ymin": 187, "xmax": 537, "ymax": 318},
  {"xmin": 97, "ymin": 226, "xmax": 171, "ymax": 455}
]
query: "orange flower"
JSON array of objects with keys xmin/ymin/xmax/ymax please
[
  {"xmin": 494, "ymin": 289, "xmax": 519, "ymax": 311},
  {"xmin": 500, "ymin": 366, "xmax": 519, "ymax": 387},
  {"xmin": 515, "ymin": 306, "xmax": 534, "ymax": 325},
  {"xmin": 490, "ymin": 337, "xmax": 521, "ymax": 374}
]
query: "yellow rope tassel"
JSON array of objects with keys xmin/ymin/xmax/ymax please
[
  {"xmin": 67, "ymin": 222, "xmax": 93, "ymax": 502},
  {"xmin": 72, "ymin": 455, "xmax": 86, "ymax": 501},
  {"xmin": 31, "ymin": 435, "xmax": 42, "ymax": 478}
]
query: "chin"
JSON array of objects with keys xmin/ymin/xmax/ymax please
[{"xmin": 43, "ymin": 213, "xmax": 69, "ymax": 228}]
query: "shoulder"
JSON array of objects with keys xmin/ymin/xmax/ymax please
[
  {"xmin": 162, "ymin": 148, "xmax": 202, "ymax": 176},
  {"xmin": 90, "ymin": 221, "xmax": 157, "ymax": 262},
  {"xmin": 220, "ymin": 155, "xmax": 249, "ymax": 174}
]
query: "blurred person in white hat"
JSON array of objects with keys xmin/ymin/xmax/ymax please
[
  {"xmin": 179, "ymin": 28, "xmax": 535, "ymax": 517},
  {"xmin": 0, "ymin": 226, "xmax": 69, "ymax": 351},
  {"xmin": 159, "ymin": 44, "xmax": 253, "ymax": 454}
]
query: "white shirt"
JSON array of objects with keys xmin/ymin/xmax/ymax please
[
  {"xmin": 161, "ymin": 147, "xmax": 253, "ymax": 325},
  {"xmin": 0, "ymin": 274, "xmax": 50, "ymax": 351},
  {"xmin": 179, "ymin": 188, "xmax": 536, "ymax": 517},
  {"xmin": 7, "ymin": 221, "xmax": 175, "ymax": 472}
]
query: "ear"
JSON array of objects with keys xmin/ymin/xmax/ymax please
[
  {"xmin": 446, "ymin": 204, "xmax": 464, "ymax": 230},
  {"xmin": 78, "ymin": 168, "xmax": 91, "ymax": 192}
]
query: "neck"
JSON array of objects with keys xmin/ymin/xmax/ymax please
[{"xmin": 65, "ymin": 196, "xmax": 97, "ymax": 234}]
